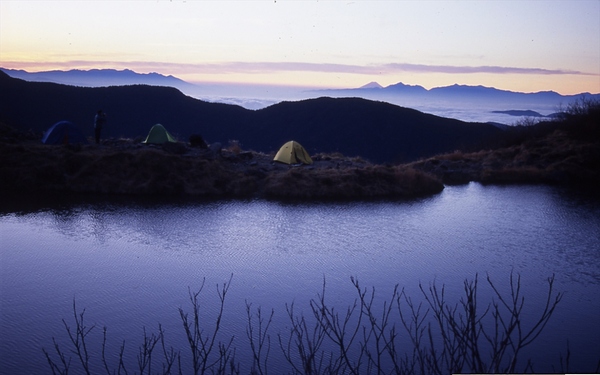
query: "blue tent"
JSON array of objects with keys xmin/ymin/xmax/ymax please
[{"xmin": 42, "ymin": 121, "xmax": 89, "ymax": 145}]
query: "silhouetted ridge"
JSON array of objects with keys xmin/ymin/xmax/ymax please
[
  {"xmin": 248, "ymin": 97, "xmax": 496, "ymax": 162},
  {"xmin": 0, "ymin": 72, "xmax": 503, "ymax": 163},
  {"xmin": 0, "ymin": 67, "xmax": 190, "ymax": 88}
]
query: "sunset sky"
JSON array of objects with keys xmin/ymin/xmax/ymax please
[{"xmin": 1, "ymin": 0, "xmax": 599, "ymax": 94}]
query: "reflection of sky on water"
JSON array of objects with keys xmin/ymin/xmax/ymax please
[
  {"xmin": 1, "ymin": 184, "xmax": 599, "ymax": 373},
  {"xmin": 3, "ymin": 185, "xmax": 599, "ymax": 292}
]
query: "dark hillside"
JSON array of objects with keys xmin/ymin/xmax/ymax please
[
  {"xmin": 246, "ymin": 97, "xmax": 501, "ymax": 162},
  {"xmin": 411, "ymin": 99, "xmax": 600, "ymax": 186},
  {"xmin": 0, "ymin": 72, "xmax": 503, "ymax": 163},
  {"xmin": 0, "ymin": 71, "xmax": 250, "ymax": 142}
]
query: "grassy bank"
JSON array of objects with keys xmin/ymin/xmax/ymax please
[
  {"xmin": 1, "ymin": 98, "xmax": 597, "ymax": 199},
  {"xmin": 410, "ymin": 98, "xmax": 600, "ymax": 186},
  {"xmin": 0, "ymin": 129, "xmax": 443, "ymax": 200}
]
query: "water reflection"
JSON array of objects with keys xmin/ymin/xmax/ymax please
[{"xmin": 1, "ymin": 184, "xmax": 599, "ymax": 373}]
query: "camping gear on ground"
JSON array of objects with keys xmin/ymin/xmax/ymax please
[
  {"xmin": 41, "ymin": 121, "xmax": 89, "ymax": 145},
  {"xmin": 143, "ymin": 124, "xmax": 177, "ymax": 144},
  {"xmin": 273, "ymin": 140, "xmax": 313, "ymax": 165},
  {"xmin": 189, "ymin": 134, "xmax": 208, "ymax": 148}
]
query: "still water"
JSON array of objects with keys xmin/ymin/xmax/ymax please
[{"xmin": 1, "ymin": 183, "xmax": 599, "ymax": 373}]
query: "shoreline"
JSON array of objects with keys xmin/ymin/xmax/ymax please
[
  {"xmin": 2, "ymin": 110, "xmax": 598, "ymax": 202},
  {"xmin": 0, "ymin": 136, "xmax": 445, "ymax": 201}
]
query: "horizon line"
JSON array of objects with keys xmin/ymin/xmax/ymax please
[
  {"xmin": 1, "ymin": 60, "xmax": 596, "ymax": 77},
  {"xmin": 2, "ymin": 65, "xmax": 599, "ymax": 96}
]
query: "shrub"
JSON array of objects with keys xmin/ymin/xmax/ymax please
[
  {"xmin": 512, "ymin": 116, "xmax": 542, "ymax": 127},
  {"xmin": 563, "ymin": 96, "xmax": 600, "ymax": 118},
  {"xmin": 41, "ymin": 272, "xmax": 584, "ymax": 375},
  {"xmin": 227, "ymin": 140, "xmax": 242, "ymax": 155}
]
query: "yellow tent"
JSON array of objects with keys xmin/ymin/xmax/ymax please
[{"xmin": 273, "ymin": 141, "xmax": 313, "ymax": 165}]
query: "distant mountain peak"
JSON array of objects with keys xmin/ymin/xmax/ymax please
[
  {"xmin": 360, "ymin": 82, "xmax": 383, "ymax": 89},
  {"xmin": 385, "ymin": 82, "xmax": 427, "ymax": 90},
  {"xmin": 0, "ymin": 67, "xmax": 190, "ymax": 88}
]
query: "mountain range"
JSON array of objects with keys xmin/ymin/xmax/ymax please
[
  {"xmin": 314, "ymin": 80, "xmax": 598, "ymax": 105},
  {"xmin": 1, "ymin": 68, "xmax": 192, "ymax": 90},
  {"xmin": 0, "ymin": 71, "xmax": 505, "ymax": 163},
  {"xmin": 3, "ymin": 68, "xmax": 598, "ymax": 115}
]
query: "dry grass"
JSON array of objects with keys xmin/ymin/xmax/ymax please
[
  {"xmin": 6, "ymin": 98, "xmax": 597, "ymax": 197},
  {"xmin": 264, "ymin": 165, "xmax": 443, "ymax": 200},
  {"xmin": 408, "ymin": 99, "xmax": 600, "ymax": 186},
  {"xmin": 480, "ymin": 166, "xmax": 548, "ymax": 184},
  {"xmin": 411, "ymin": 124, "xmax": 599, "ymax": 186},
  {"xmin": 0, "ymin": 138, "xmax": 443, "ymax": 200},
  {"xmin": 441, "ymin": 150, "xmax": 465, "ymax": 161},
  {"xmin": 226, "ymin": 139, "xmax": 242, "ymax": 155}
]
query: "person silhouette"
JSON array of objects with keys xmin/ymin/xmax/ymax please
[{"xmin": 94, "ymin": 110, "xmax": 107, "ymax": 144}]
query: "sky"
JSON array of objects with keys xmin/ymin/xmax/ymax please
[{"xmin": 1, "ymin": 0, "xmax": 599, "ymax": 95}]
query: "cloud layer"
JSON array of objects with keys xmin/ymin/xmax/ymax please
[{"xmin": 2, "ymin": 60, "xmax": 595, "ymax": 77}]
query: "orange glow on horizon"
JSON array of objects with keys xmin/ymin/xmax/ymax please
[{"xmin": 2, "ymin": 59, "xmax": 598, "ymax": 96}]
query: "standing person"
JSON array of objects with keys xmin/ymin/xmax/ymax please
[{"xmin": 94, "ymin": 110, "xmax": 107, "ymax": 144}]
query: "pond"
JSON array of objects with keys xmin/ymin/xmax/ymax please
[{"xmin": 1, "ymin": 183, "xmax": 599, "ymax": 373}]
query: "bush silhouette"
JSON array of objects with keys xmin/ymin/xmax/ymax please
[{"xmin": 41, "ymin": 272, "xmax": 596, "ymax": 375}]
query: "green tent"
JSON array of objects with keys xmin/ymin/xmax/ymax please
[
  {"xmin": 143, "ymin": 124, "xmax": 177, "ymax": 144},
  {"xmin": 273, "ymin": 141, "xmax": 313, "ymax": 165}
]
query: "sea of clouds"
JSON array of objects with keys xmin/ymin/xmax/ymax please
[{"xmin": 183, "ymin": 83, "xmax": 564, "ymax": 125}]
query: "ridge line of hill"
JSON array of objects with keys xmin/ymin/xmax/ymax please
[
  {"xmin": 1, "ymin": 104, "xmax": 598, "ymax": 199},
  {"xmin": 0, "ymin": 71, "xmax": 503, "ymax": 164}
]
